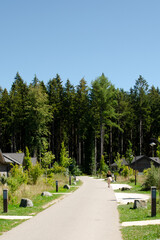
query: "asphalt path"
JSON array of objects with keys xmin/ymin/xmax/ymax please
[{"xmin": 0, "ymin": 176, "xmax": 122, "ymax": 240}]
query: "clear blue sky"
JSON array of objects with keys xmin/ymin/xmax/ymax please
[{"xmin": 0, "ymin": 0, "xmax": 160, "ymax": 91}]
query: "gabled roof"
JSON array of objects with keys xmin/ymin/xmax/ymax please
[
  {"xmin": 0, "ymin": 151, "xmax": 24, "ymax": 165},
  {"xmin": 111, "ymin": 155, "xmax": 160, "ymax": 167},
  {"xmin": 111, "ymin": 158, "xmax": 128, "ymax": 167},
  {"xmin": 150, "ymin": 157, "xmax": 160, "ymax": 165},
  {"xmin": 131, "ymin": 155, "xmax": 150, "ymax": 163},
  {"xmin": 131, "ymin": 155, "xmax": 160, "ymax": 165}
]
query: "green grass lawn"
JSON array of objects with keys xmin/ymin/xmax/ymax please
[
  {"xmin": 116, "ymin": 184, "xmax": 150, "ymax": 195},
  {"xmin": 115, "ymin": 177, "xmax": 160, "ymax": 239},
  {"xmin": 0, "ymin": 219, "xmax": 24, "ymax": 235},
  {"xmin": 118, "ymin": 201, "xmax": 160, "ymax": 222},
  {"xmin": 121, "ymin": 225, "xmax": 160, "ymax": 240}
]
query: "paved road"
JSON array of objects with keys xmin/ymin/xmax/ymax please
[{"xmin": 0, "ymin": 176, "xmax": 122, "ymax": 240}]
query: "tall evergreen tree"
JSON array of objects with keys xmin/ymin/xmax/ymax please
[
  {"xmin": 74, "ymin": 78, "xmax": 89, "ymax": 166},
  {"xmin": 63, "ymin": 79, "xmax": 75, "ymax": 158},
  {"xmin": 47, "ymin": 74, "xmax": 64, "ymax": 161},
  {"xmin": 132, "ymin": 75, "xmax": 151, "ymax": 155},
  {"xmin": 90, "ymin": 74, "xmax": 119, "ymax": 166},
  {"xmin": 26, "ymin": 79, "xmax": 52, "ymax": 158},
  {"xmin": 0, "ymin": 88, "xmax": 12, "ymax": 151},
  {"xmin": 10, "ymin": 73, "xmax": 29, "ymax": 152}
]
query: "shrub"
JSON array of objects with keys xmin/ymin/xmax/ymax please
[
  {"xmin": 7, "ymin": 165, "xmax": 28, "ymax": 193},
  {"xmin": 41, "ymin": 150, "xmax": 55, "ymax": 169},
  {"xmin": 100, "ymin": 155, "xmax": 109, "ymax": 173},
  {"xmin": 0, "ymin": 175, "xmax": 7, "ymax": 185},
  {"xmin": 69, "ymin": 159, "xmax": 82, "ymax": 176},
  {"xmin": 60, "ymin": 142, "xmax": 72, "ymax": 168},
  {"xmin": 129, "ymin": 176, "xmax": 135, "ymax": 183},
  {"xmin": 114, "ymin": 153, "xmax": 123, "ymax": 175},
  {"xmin": 7, "ymin": 177, "xmax": 19, "ymax": 193},
  {"xmin": 51, "ymin": 162, "xmax": 66, "ymax": 174},
  {"xmin": 23, "ymin": 147, "xmax": 32, "ymax": 170},
  {"xmin": 121, "ymin": 166, "xmax": 129, "ymax": 178},
  {"xmin": 29, "ymin": 163, "xmax": 43, "ymax": 184},
  {"xmin": 142, "ymin": 164, "xmax": 160, "ymax": 190},
  {"xmin": 43, "ymin": 173, "xmax": 55, "ymax": 187}
]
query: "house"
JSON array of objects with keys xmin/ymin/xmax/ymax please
[
  {"xmin": 0, "ymin": 149, "xmax": 37, "ymax": 177},
  {"xmin": 110, "ymin": 158, "xmax": 128, "ymax": 171},
  {"xmin": 111, "ymin": 155, "xmax": 160, "ymax": 172},
  {"xmin": 131, "ymin": 155, "xmax": 160, "ymax": 172}
]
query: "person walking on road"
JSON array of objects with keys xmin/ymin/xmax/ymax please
[{"xmin": 107, "ymin": 170, "xmax": 112, "ymax": 188}]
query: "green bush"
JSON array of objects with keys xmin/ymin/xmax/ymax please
[
  {"xmin": 121, "ymin": 166, "xmax": 129, "ymax": 178},
  {"xmin": 69, "ymin": 159, "xmax": 82, "ymax": 176},
  {"xmin": 7, "ymin": 165, "xmax": 28, "ymax": 193},
  {"xmin": 0, "ymin": 175, "xmax": 7, "ymax": 185},
  {"xmin": 129, "ymin": 176, "xmax": 135, "ymax": 183},
  {"xmin": 28, "ymin": 163, "xmax": 43, "ymax": 184},
  {"xmin": 98, "ymin": 155, "xmax": 109, "ymax": 175},
  {"xmin": 10, "ymin": 165, "xmax": 28, "ymax": 184},
  {"xmin": 142, "ymin": 164, "xmax": 160, "ymax": 190},
  {"xmin": 23, "ymin": 147, "xmax": 32, "ymax": 170},
  {"xmin": 51, "ymin": 162, "xmax": 66, "ymax": 174},
  {"xmin": 60, "ymin": 142, "xmax": 72, "ymax": 168},
  {"xmin": 7, "ymin": 177, "xmax": 18, "ymax": 193}
]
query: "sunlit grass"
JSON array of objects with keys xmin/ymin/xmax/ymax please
[{"xmin": 121, "ymin": 225, "xmax": 160, "ymax": 240}]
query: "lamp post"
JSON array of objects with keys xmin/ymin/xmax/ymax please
[{"xmin": 150, "ymin": 142, "xmax": 156, "ymax": 157}]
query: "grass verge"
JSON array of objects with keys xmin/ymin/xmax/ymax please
[
  {"xmin": 0, "ymin": 179, "xmax": 82, "ymax": 235},
  {"xmin": 115, "ymin": 176, "xmax": 160, "ymax": 239},
  {"xmin": 121, "ymin": 225, "xmax": 160, "ymax": 240},
  {"xmin": 118, "ymin": 201, "xmax": 160, "ymax": 222},
  {"xmin": 0, "ymin": 220, "xmax": 24, "ymax": 236}
]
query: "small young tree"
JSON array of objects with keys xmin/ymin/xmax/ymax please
[
  {"xmin": 60, "ymin": 142, "xmax": 72, "ymax": 169},
  {"xmin": 23, "ymin": 147, "xmax": 32, "ymax": 170},
  {"xmin": 41, "ymin": 151, "xmax": 55, "ymax": 169},
  {"xmin": 29, "ymin": 163, "xmax": 43, "ymax": 184},
  {"xmin": 125, "ymin": 141, "xmax": 134, "ymax": 167},
  {"xmin": 114, "ymin": 152, "xmax": 123, "ymax": 174},
  {"xmin": 41, "ymin": 143, "xmax": 55, "ymax": 180},
  {"xmin": 99, "ymin": 155, "xmax": 109, "ymax": 175}
]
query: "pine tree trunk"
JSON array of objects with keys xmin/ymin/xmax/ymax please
[
  {"xmin": 82, "ymin": 140, "xmax": 85, "ymax": 167},
  {"xmin": 94, "ymin": 135, "xmax": 97, "ymax": 174},
  {"xmin": 100, "ymin": 123, "xmax": 105, "ymax": 158},
  {"xmin": 51, "ymin": 120, "xmax": 55, "ymax": 154},
  {"xmin": 140, "ymin": 119, "xmax": 143, "ymax": 155},
  {"xmin": 110, "ymin": 126, "xmax": 113, "ymax": 165},
  {"xmin": 121, "ymin": 133, "xmax": 123, "ymax": 155},
  {"xmin": 79, "ymin": 140, "xmax": 81, "ymax": 165}
]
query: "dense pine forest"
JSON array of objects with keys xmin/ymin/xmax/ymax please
[{"xmin": 0, "ymin": 72, "xmax": 159, "ymax": 173}]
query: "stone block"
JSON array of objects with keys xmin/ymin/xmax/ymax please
[
  {"xmin": 20, "ymin": 198, "xmax": 33, "ymax": 207},
  {"xmin": 41, "ymin": 191, "xmax": 52, "ymax": 197},
  {"xmin": 63, "ymin": 184, "xmax": 70, "ymax": 189},
  {"xmin": 133, "ymin": 200, "xmax": 147, "ymax": 209},
  {"xmin": 120, "ymin": 187, "xmax": 131, "ymax": 191}
]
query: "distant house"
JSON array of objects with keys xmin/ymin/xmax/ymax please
[
  {"xmin": 131, "ymin": 155, "xmax": 160, "ymax": 172},
  {"xmin": 110, "ymin": 158, "xmax": 128, "ymax": 171},
  {"xmin": 0, "ymin": 149, "xmax": 37, "ymax": 177},
  {"xmin": 111, "ymin": 155, "xmax": 160, "ymax": 172}
]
